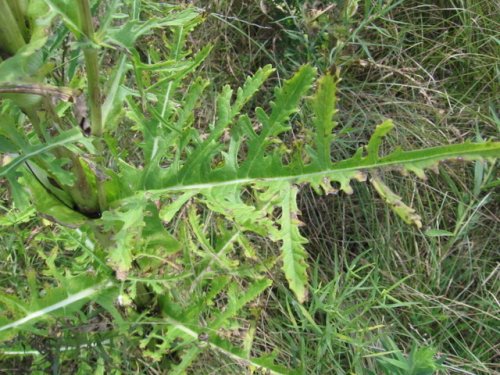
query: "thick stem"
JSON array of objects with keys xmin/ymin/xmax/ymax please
[
  {"xmin": 77, "ymin": 0, "xmax": 107, "ymax": 211},
  {"xmin": 77, "ymin": 0, "xmax": 103, "ymax": 138},
  {"xmin": 83, "ymin": 49, "xmax": 103, "ymax": 137}
]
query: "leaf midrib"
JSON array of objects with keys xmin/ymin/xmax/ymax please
[{"xmin": 143, "ymin": 142, "xmax": 499, "ymax": 195}]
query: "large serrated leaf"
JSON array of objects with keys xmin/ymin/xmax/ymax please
[
  {"xmin": 144, "ymin": 140, "xmax": 499, "ymax": 196},
  {"xmin": 134, "ymin": 69, "xmax": 498, "ymax": 304}
]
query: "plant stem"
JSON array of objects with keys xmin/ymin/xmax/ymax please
[
  {"xmin": 0, "ymin": 84, "xmax": 76, "ymax": 101},
  {"xmin": 77, "ymin": 0, "xmax": 107, "ymax": 211},
  {"xmin": 77, "ymin": 0, "xmax": 103, "ymax": 138}
]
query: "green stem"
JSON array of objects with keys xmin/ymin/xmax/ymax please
[
  {"xmin": 83, "ymin": 48, "xmax": 103, "ymax": 137},
  {"xmin": 77, "ymin": 0, "xmax": 107, "ymax": 211},
  {"xmin": 77, "ymin": 0, "xmax": 103, "ymax": 138}
]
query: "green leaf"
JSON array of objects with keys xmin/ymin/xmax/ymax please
[
  {"xmin": 20, "ymin": 171, "xmax": 88, "ymax": 227},
  {"xmin": 163, "ymin": 314, "xmax": 292, "ymax": 375},
  {"xmin": 370, "ymin": 175, "xmax": 422, "ymax": 228},
  {"xmin": 278, "ymin": 183, "xmax": 309, "ymax": 302},
  {"xmin": 0, "ymin": 279, "xmax": 113, "ymax": 334},
  {"xmin": 101, "ymin": 54, "xmax": 129, "ymax": 130},
  {"xmin": 0, "ymin": 135, "xmax": 17, "ymax": 153},
  {"xmin": 240, "ymin": 65, "xmax": 316, "ymax": 176},
  {"xmin": 158, "ymin": 191, "xmax": 197, "ymax": 223},
  {"xmin": 167, "ymin": 278, "xmax": 272, "ymax": 373},
  {"xmin": 132, "ymin": 70, "xmax": 498, "ymax": 304},
  {"xmin": 145, "ymin": 138, "xmax": 499, "ymax": 196},
  {"xmin": 312, "ymin": 73, "xmax": 338, "ymax": 168},
  {"xmin": 5, "ymin": 173, "xmax": 31, "ymax": 210},
  {"xmin": 0, "ymin": 0, "xmax": 52, "ymax": 95},
  {"xmin": 366, "ymin": 119, "xmax": 394, "ymax": 162},
  {"xmin": 209, "ymin": 279, "xmax": 272, "ymax": 330},
  {"xmin": 177, "ymin": 65, "xmax": 274, "ymax": 182},
  {"xmin": 202, "ymin": 185, "xmax": 273, "ymax": 236},
  {"xmin": 136, "ymin": 203, "xmax": 181, "ymax": 270},
  {"xmin": 101, "ymin": 196, "xmax": 147, "ymax": 278},
  {"xmin": 232, "ymin": 64, "xmax": 275, "ymax": 116},
  {"xmin": 106, "ymin": 8, "xmax": 200, "ymax": 49},
  {"xmin": 425, "ymin": 229, "xmax": 454, "ymax": 237},
  {"xmin": 0, "ymin": 206, "xmax": 35, "ymax": 226},
  {"xmin": 408, "ymin": 346, "xmax": 442, "ymax": 374},
  {"xmin": 41, "ymin": 154, "xmax": 75, "ymax": 186},
  {"xmin": 44, "ymin": 0, "xmax": 82, "ymax": 36},
  {"xmin": 0, "ymin": 128, "xmax": 89, "ymax": 178}
]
